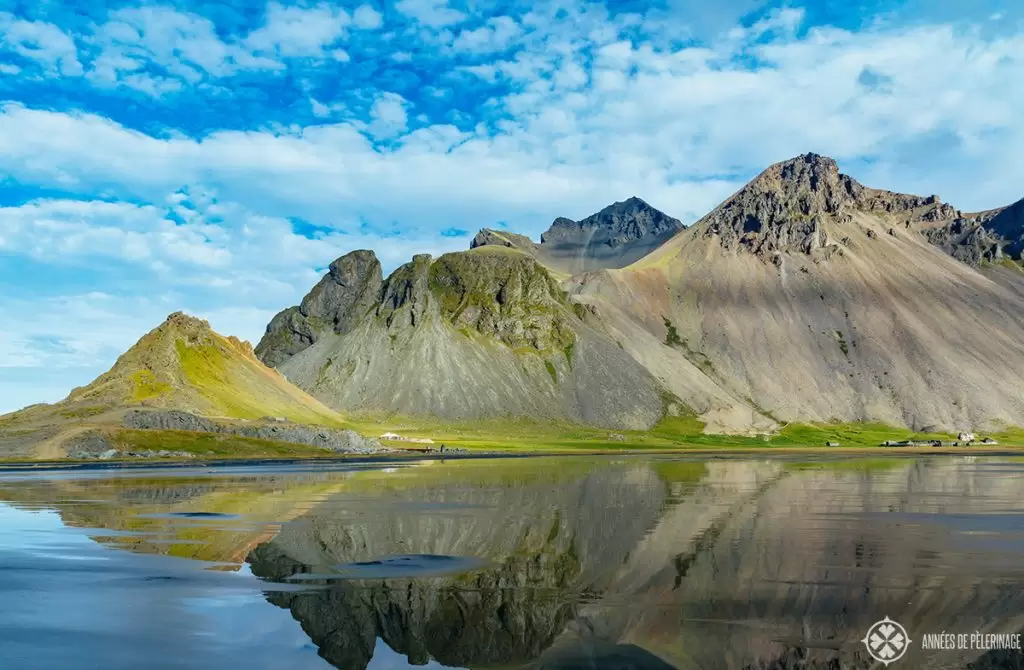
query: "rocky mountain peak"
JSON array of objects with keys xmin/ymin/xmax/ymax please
[
  {"xmin": 700, "ymin": 152, "xmax": 969, "ymax": 260},
  {"xmin": 699, "ymin": 153, "xmax": 855, "ymax": 258},
  {"xmin": 542, "ymin": 197, "xmax": 684, "ymax": 247},
  {"xmin": 161, "ymin": 311, "xmax": 212, "ymax": 333},
  {"xmin": 256, "ymin": 250, "xmax": 383, "ymax": 367}
]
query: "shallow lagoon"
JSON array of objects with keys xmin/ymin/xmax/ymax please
[{"xmin": 1, "ymin": 455, "xmax": 1023, "ymax": 669}]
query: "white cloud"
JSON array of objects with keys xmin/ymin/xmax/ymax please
[
  {"xmin": 0, "ymin": 12, "xmax": 83, "ymax": 76},
  {"xmin": 353, "ymin": 4, "xmax": 384, "ymax": 30},
  {"xmin": 395, "ymin": 0, "xmax": 466, "ymax": 28},
  {"xmin": 245, "ymin": 2, "xmax": 350, "ymax": 58},
  {"xmin": 82, "ymin": 3, "xmax": 357, "ymax": 95},
  {"xmin": 452, "ymin": 16, "xmax": 521, "ymax": 53},
  {"xmin": 367, "ymin": 91, "xmax": 410, "ymax": 138},
  {"xmin": 0, "ymin": 199, "xmax": 231, "ymax": 268}
]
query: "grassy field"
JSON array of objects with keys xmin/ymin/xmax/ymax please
[
  {"xmin": 5, "ymin": 411, "xmax": 1023, "ymax": 465},
  {"xmin": 346, "ymin": 413, "xmax": 1024, "ymax": 453}
]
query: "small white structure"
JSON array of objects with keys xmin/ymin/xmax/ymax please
[
  {"xmin": 380, "ymin": 432, "xmax": 402, "ymax": 440},
  {"xmin": 958, "ymin": 432, "xmax": 976, "ymax": 442}
]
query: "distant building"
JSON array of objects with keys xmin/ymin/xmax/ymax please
[
  {"xmin": 958, "ymin": 432, "xmax": 976, "ymax": 442},
  {"xmin": 380, "ymin": 432, "xmax": 402, "ymax": 440}
]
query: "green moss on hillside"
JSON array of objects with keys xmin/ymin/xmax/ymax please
[
  {"xmin": 108, "ymin": 428, "xmax": 329, "ymax": 458},
  {"xmin": 173, "ymin": 339, "xmax": 342, "ymax": 425},
  {"xmin": 545, "ymin": 360, "xmax": 558, "ymax": 384},
  {"xmin": 130, "ymin": 370, "xmax": 172, "ymax": 402},
  {"xmin": 662, "ymin": 316, "xmax": 683, "ymax": 347},
  {"xmin": 427, "ymin": 250, "xmax": 576, "ymax": 353},
  {"xmin": 58, "ymin": 405, "xmax": 108, "ymax": 419}
]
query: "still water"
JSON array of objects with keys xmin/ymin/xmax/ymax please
[{"xmin": 1, "ymin": 455, "xmax": 1024, "ymax": 669}]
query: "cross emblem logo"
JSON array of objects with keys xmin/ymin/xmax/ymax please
[{"xmin": 862, "ymin": 616, "xmax": 911, "ymax": 665}]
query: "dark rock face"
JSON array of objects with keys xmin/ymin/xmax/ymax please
[
  {"xmin": 541, "ymin": 199, "xmax": 683, "ymax": 249},
  {"xmin": 256, "ymin": 250, "xmax": 383, "ymax": 367},
  {"xmin": 919, "ymin": 198, "xmax": 1024, "ymax": 266},
  {"xmin": 701, "ymin": 154, "xmax": 852, "ymax": 257},
  {"xmin": 378, "ymin": 253, "xmax": 433, "ymax": 329},
  {"xmin": 700, "ymin": 153, "xmax": 967, "ymax": 259},
  {"xmin": 122, "ymin": 409, "xmax": 383, "ymax": 453},
  {"xmin": 539, "ymin": 197, "xmax": 685, "ymax": 271},
  {"xmin": 986, "ymin": 198, "xmax": 1024, "ymax": 254},
  {"xmin": 923, "ymin": 218, "xmax": 1005, "ymax": 265},
  {"xmin": 428, "ymin": 250, "xmax": 576, "ymax": 352},
  {"xmin": 469, "ymin": 198, "xmax": 685, "ymax": 272}
]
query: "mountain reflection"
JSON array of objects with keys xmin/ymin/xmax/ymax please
[
  {"xmin": 4, "ymin": 457, "xmax": 1024, "ymax": 669},
  {"xmin": 243, "ymin": 457, "xmax": 1024, "ymax": 669}
]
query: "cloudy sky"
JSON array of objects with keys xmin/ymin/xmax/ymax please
[{"xmin": 0, "ymin": 0, "xmax": 1021, "ymax": 413}]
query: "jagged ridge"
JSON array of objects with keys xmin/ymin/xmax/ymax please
[
  {"xmin": 260, "ymin": 247, "xmax": 664, "ymax": 429},
  {"xmin": 470, "ymin": 197, "xmax": 685, "ymax": 274}
]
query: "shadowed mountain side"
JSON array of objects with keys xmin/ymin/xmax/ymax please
[
  {"xmin": 470, "ymin": 197, "xmax": 686, "ymax": 276},
  {"xmin": 569, "ymin": 156, "xmax": 1024, "ymax": 432},
  {"xmin": 922, "ymin": 197, "xmax": 1024, "ymax": 267},
  {"xmin": 267, "ymin": 248, "xmax": 665, "ymax": 429}
]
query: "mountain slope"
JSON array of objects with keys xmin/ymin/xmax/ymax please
[
  {"xmin": 569, "ymin": 153, "xmax": 1024, "ymax": 432},
  {"xmin": 0, "ymin": 312, "xmax": 347, "ymax": 458},
  {"xmin": 471, "ymin": 197, "xmax": 685, "ymax": 274},
  {"xmin": 259, "ymin": 247, "xmax": 664, "ymax": 429},
  {"xmin": 66, "ymin": 311, "xmax": 344, "ymax": 424}
]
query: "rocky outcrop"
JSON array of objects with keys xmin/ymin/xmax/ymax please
[
  {"xmin": 700, "ymin": 153, "xmax": 961, "ymax": 259},
  {"xmin": 985, "ymin": 198, "xmax": 1024, "ymax": 256},
  {"xmin": 62, "ymin": 428, "xmax": 196, "ymax": 459},
  {"xmin": 469, "ymin": 228, "xmax": 537, "ymax": 252},
  {"xmin": 272, "ymin": 247, "xmax": 665, "ymax": 429},
  {"xmin": 428, "ymin": 250, "xmax": 575, "ymax": 352},
  {"xmin": 470, "ymin": 197, "xmax": 685, "ymax": 273},
  {"xmin": 122, "ymin": 409, "xmax": 383, "ymax": 453},
  {"xmin": 256, "ymin": 250, "xmax": 383, "ymax": 367},
  {"xmin": 701, "ymin": 153, "xmax": 853, "ymax": 256},
  {"xmin": 378, "ymin": 253, "xmax": 433, "ymax": 329},
  {"xmin": 542, "ymin": 197, "xmax": 684, "ymax": 250},
  {"xmin": 922, "ymin": 217, "xmax": 1005, "ymax": 265}
]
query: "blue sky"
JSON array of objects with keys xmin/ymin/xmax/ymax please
[{"xmin": 0, "ymin": 0, "xmax": 1022, "ymax": 412}]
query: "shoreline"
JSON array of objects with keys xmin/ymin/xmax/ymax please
[{"xmin": 2, "ymin": 445, "xmax": 1024, "ymax": 473}]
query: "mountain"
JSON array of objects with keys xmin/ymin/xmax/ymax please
[
  {"xmin": 0, "ymin": 312, "xmax": 348, "ymax": 458},
  {"xmin": 257, "ymin": 247, "xmax": 664, "ymax": 429},
  {"xmin": 918, "ymin": 197, "xmax": 1024, "ymax": 266},
  {"xmin": 65, "ymin": 311, "xmax": 344, "ymax": 423},
  {"xmin": 569, "ymin": 153, "xmax": 1024, "ymax": 432},
  {"xmin": 471, "ymin": 196, "xmax": 685, "ymax": 274},
  {"xmin": 258, "ymin": 155, "xmax": 1024, "ymax": 433}
]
